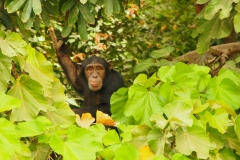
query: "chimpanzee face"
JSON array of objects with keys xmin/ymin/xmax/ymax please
[{"xmin": 85, "ymin": 63, "xmax": 106, "ymax": 91}]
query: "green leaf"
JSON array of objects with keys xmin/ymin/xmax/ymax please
[
  {"xmin": 0, "ymin": 31, "xmax": 27, "ymax": 57},
  {"xmin": 104, "ymin": 0, "xmax": 113, "ymax": 16},
  {"xmin": 114, "ymin": 143, "xmax": 139, "ymax": 160},
  {"xmin": 103, "ymin": 130, "xmax": 120, "ymax": 146},
  {"xmin": 0, "ymin": 51, "xmax": 13, "ymax": 85},
  {"xmin": 15, "ymin": 117, "xmax": 48, "ymax": 137},
  {"xmin": 78, "ymin": 13, "xmax": 88, "ymax": 41},
  {"xmin": 25, "ymin": 46, "xmax": 54, "ymax": 98},
  {"xmin": 41, "ymin": 7, "xmax": 50, "ymax": 26},
  {"xmin": 0, "ymin": 92, "xmax": 21, "ymax": 112},
  {"xmin": 80, "ymin": 0, "xmax": 88, "ymax": 4},
  {"xmin": 234, "ymin": 12, "xmax": 240, "ymax": 34},
  {"xmin": 44, "ymin": 102, "xmax": 75, "ymax": 127},
  {"xmin": 79, "ymin": 3, "xmax": 95, "ymax": 24},
  {"xmin": 204, "ymin": 0, "xmax": 232, "ymax": 20},
  {"xmin": 6, "ymin": 0, "xmax": 26, "ymax": 13},
  {"xmin": 207, "ymin": 127, "xmax": 224, "ymax": 149},
  {"xmin": 21, "ymin": 0, "xmax": 32, "ymax": 22},
  {"xmin": 111, "ymin": 88, "xmax": 129, "ymax": 123},
  {"xmin": 49, "ymin": 125, "xmax": 103, "ymax": 160},
  {"xmin": 176, "ymin": 125, "xmax": 211, "ymax": 159},
  {"xmin": 206, "ymin": 78, "xmax": 240, "ymax": 110},
  {"xmin": 226, "ymin": 126, "xmax": 240, "ymax": 155},
  {"xmin": 113, "ymin": 0, "xmax": 122, "ymax": 14},
  {"xmin": 62, "ymin": 22, "xmax": 73, "ymax": 37},
  {"xmin": 32, "ymin": 0, "xmax": 42, "ymax": 15},
  {"xmin": 61, "ymin": 0, "xmax": 77, "ymax": 13},
  {"xmin": 7, "ymin": 75, "xmax": 49, "ymax": 121},
  {"xmin": 0, "ymin": 9, "xmax": 14, "ymax": 29},
  {"xmin": 134, "ymin": 58, "xmax": 156, "ymax": 73},
  {"xmin": 172, "ymin": 153, "xmax": 190, "ymax": 160},
  {"xmin": 235, "ymin": 115, "xmax": 240, "ymax": 140},
  {"xmin": 0, "ymin": 118, "xmax": 21, "ymax": 159},
  {"xmin": 50, "ymin": 78, "xmax": 67, "ymax": 102},
  {"xmin": 219, "ymin": 148, "xmax": 236, "ymax": 160},
  {"xmin": 204, "ymin": 108, "xmax": 229, "ymax": 133},
  {"xmin": 147, "ymin": 128, "xmax": 165, "ymax": 155},
  {"xmin": 124, "ymin": 84, "xmax": 164, "ymax": 126},
  {"xmin": 196, "ymin": 14, "xmax": 232, "ymax": 53},
  {"xmin": 150, "ymin": 46, "xmax": 174, "ymax": 59},
  {"xmin": 164, "ymin": 100, "xmax": 193, "ymax": 127},
  {"xmin": 68, "ymin": 4, "xmax": 79, "ymax": 26}
]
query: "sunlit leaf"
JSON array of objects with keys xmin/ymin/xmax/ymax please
[
  {"xmin": 15, "ymin": 117, "xmax": 48, "ymax": 137},
  {"xmin": 103, "ymin": 130, "xmax": 120, "ymax": 146},
  {"xmin": 139, "ymin": 145, "xmax": 155, "ymax": 160},
  {"xmin": 44, "ymin": 102, "xmax": 75, "ymax": 127},
  {"xmin": 176, "ymin": 125, "xmax": 211, "ymax": 159},
  {"xmin": 207, "ymin": 127, "xmax": 224, "ymax": 149},
  {"xmin": 172, "ymin": 153, "xmax": 190, "ymax": 160},
  {"xmin": 76, "ymin": 113, "xmax": 95, "ymax": 128},
  {"xmin": 0, "ymin": 118, "xmax": 21, "ymax": 159},
  {"xmin": 0, "ymin": 92, "xmax": 21, "ymax": 112},
  {"xmin": 96, "ymin": 110, "xmax": 116, "ymax": 126},
  {"xmin": 8, "ymin": 75, "xmax": 49, "ymax": 121},
  {"xmin": 49, "ymin": 125, "xmax": 103, "ymax": 160},
  {"xmin": 0, "ymin": 51, "xmax": 13, "ymax": 86},
  {"xmin": 124, "ymin": 84, "xmax": 163, "ymax": 126},
  {"xmin": 114, "ymin": 143, "xmax": 139, "ymax": 160},
  {"xmin": 206, "ymin": 78, "xmax": 240, "ymax": 110},
  {"xmin": 25, "ymin": 46, "xmax": 54, "ymax": 98},
  {"xmin": 204, "ymin": 108, "xmax": 229, "ymax": 133},
  {"xmin": 0, "ymin": 31, "xmax": 27, "ymax": 57},
  {"xmin": 50, "ymin": 78, "xmax": 67, "ymax": 102},
  {"xmin": 104, "ymin": 0, "xmax": 113, "ymax": 16},
  {"xmin": 164, "ymin": 100, "xmax": 193, "ymax": 127},
  {"xmin": 147, "ymin": 128, "xmax": 165, "ymax": 155}
]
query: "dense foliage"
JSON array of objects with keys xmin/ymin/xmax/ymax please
[{"xmin": 0, "ymin": 0, "xmax": 240, "ymax": 159}]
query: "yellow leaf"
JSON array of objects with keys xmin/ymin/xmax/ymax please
[
  {"xmin": 75, "ymin": 113, "xmax": 95, "ymax": 128},
  {"xmin": 139, "ymin": 145, "xmax": 155, "ymax": 160},
  {"xmin": 96, "ymin": 110, "xmax": 116, "ymax": 126}
]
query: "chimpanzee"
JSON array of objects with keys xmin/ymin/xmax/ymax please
[{"xmin": 56, "ymin": 37, "xmax": 125, "ymax": 118}]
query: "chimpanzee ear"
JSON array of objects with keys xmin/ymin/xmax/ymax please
[{"xmin": 107, "ymin": 60, "xmax": 113, "ymax": 70}]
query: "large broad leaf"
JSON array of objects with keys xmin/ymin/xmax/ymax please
[
  {"xmin": 164, "ymin": 100, "xmax": 193, "ymax": 127},
  {"xmin": 147, "ymin": 128, "xmax": 165, "ymax": 155},
  {"xmin": 102, "ymin": 130, "xmax": 120, "ymax": 146},
  {"xmin": 49, "ymin": 125, "xmax": 103, "ymax": 160},
  {"xmin": 44, "ymin": 102, "xmax": 75, "ymax": 127},
  {"xmin": 0, "ymin": 118, "xmax": 21, "ymax": 159},
  {"xmin": 176, "ymin": 125, "xmax": 211, "ymax": 159},
  {"xmin": 195, "ymin": 14, "xmax": 232, "ymax": 53},
  {"xmin": 114, "ymin": 143, "xmax": 139, "ymax": 160},
  {"xmin": 0, "ymin": 31, "xmax": 27, "ymax": 57},
  {"xmin": 204, "ymin": 108, "xmax": 229, "ymax": 133},
  {"xmin": 206, "ymin": 78, "xmax": 240, "ymax": 110},
  {"xmin": 25, "ymin": 46, "xmax": 54, "ymax": 98},
  {"xmin": 50, "ymin": 78, "xmax": 67, "ymax": 103},
  {"xmin": 234, "ymin": 9, "xmax": 240, "ymax": 32},
  {"xmin": 7, "ymin": 75, "xmax": 49, "ymax": 121},
  {"xmin": 124, "ymin": 84, "xmax": 163, "ymax": 126},
  {"xmin": 226, "ymin": 126, "xmax": 240, "ymax": 155},
  {"xmin": 204, "ymin": 0, "xmax": 232, "ymax": 20},
  {"xmin": 15, "ymin": 116, "xmax": 50, "ymax": 137},
  {"xmin": 0, "ymin": 92, "xmax": 21, "ymax": 112},
  {"xmin": 0, "ymin": 51, "xmax": 13, "ymax": 87},
  {"xmin": 110, "ymin": 88, "xmax": 129, "ymax": 123}
]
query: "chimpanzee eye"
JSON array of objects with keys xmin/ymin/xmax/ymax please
[{"xmin": 87, "ymin": 67, "xmax": 93, "ymax": 71}]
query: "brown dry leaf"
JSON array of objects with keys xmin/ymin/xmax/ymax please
[
  {"xmin": 96, "ymin": 110, "xmax": 116, "ymax": 126},
  {"xmin": 139, "ymin": 145, "xmax": 155, "ymax": 160},
  {"xmin": 75, "ymin": 113, "xmax": 95, "ymax": 128}
]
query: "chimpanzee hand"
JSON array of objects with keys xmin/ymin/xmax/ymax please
[{"xmin": 57, "ymin": 36, "xmax": 70, "ymax": 55}]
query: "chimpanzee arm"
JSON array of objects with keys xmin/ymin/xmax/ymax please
[{"xmin": 56, "ymin": 39, "xmax": 83, "ymax": 93}]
